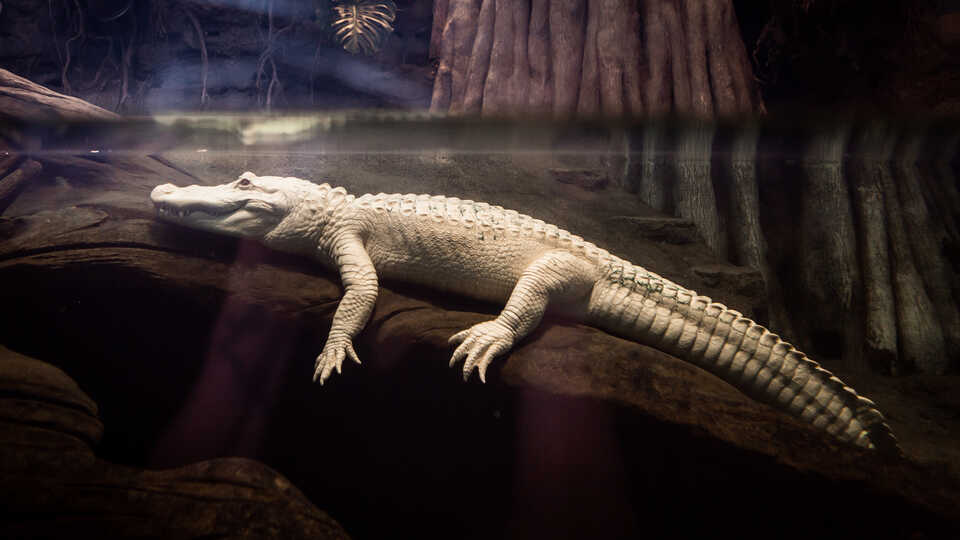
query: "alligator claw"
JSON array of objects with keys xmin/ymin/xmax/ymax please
[
  {"xmin": 448, "ymin": 320, "xmax": 515, "ymax": 383},
  {"xmin": 313, "ymin": 340, "xmax": 361, "ymax": 385}
]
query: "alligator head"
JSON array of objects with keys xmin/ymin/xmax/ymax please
[{"xmin": 150, "ymin": 171, "xmax": 323, "ymax": 240}]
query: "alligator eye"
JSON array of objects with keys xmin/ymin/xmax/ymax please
[{"xmin": 238, "ymin": 178, "xmax": 251, "ymax": 187}]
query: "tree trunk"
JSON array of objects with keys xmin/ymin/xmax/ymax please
[
  {"xmin": 797, "ymin": 125, "xmax": 865, "ymax": 370},
  {"xmin": 431, "ymin": 0, "xmax": 761, "ymax": 117},
  {"xmin": 723, "ymin": 123, "xmax": 796, "ymax": 338},
  {"xmin": 849, "ymin": 122, "xmax": 900, "ymax": 374},
  {"xmin": 635, "ymin": 123, "xmax": 671, "ymax": 211},
  {"xmin": 430, "ymin": 0, "xmax": 451, "ymax": 59},
  {"xmin": 673, "ymin": 122, "xmax": 721, "ymax": 253},
  {"xmin": 897, "ymin": 131, "xmax": 960, "ymax": 366},
  {"xmin": 923, "ymin": 132, "xmax": 960, "ymax": 243},
  {"xmin": 935, "ymin": 133, "xmax": 960, "ymax": 236},
  {"xmin": 726, "ymin": 124, "xmax": 762, "ymax": 270},
  {"xmin": 888, "ymin": 132, "xmax": 950, "ymax": 374},
  {"xmin": 928, "ymin": 132, "xmax": 960, "ymax": 303}
]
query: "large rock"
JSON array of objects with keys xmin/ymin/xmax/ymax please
[
  {"xmin": 0, "ymin": 344, "xmax": 102, "ymax": 472},
  {"xmin": 0, "ymin": 346, "xmax": 349, "ymax": 539}
]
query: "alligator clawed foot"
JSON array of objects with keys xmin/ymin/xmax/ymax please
[
  {"xmin": 313, "ymin": 340, "xmax": 361, "ymax": 385},
  {"xmin": 448, "ymin": 320, "xmax": 515, "ymax": 383}
]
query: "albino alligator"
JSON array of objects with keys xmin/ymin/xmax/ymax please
[{"xmin": 150, "ymin": 172, "xmax": 899, "ymax": 454}]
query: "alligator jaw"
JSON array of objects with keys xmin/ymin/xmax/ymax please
[
  {"xmin": 152, "ymin": 199, "xmax": 241, "ymax": 220},
  {"xmin": 150, "ymin": 183, "xmax": 252, "ymax": 233},
  {"xmin": 148, "ymin": 181, "xmax": 296, "ymax": 241}
]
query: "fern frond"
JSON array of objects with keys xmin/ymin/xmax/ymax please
[{"xmin": 331, "ymin": 1, "xmax": 397, "ymax": 55}]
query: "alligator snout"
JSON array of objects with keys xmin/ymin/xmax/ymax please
[{"xmin": 150, "ymin": 183, "xmax": 178, "ymax": 203}]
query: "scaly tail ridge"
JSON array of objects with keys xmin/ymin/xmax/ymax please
[{"xmin": 588, "ymin": 262, "xmax": 900, "ymax": 455}]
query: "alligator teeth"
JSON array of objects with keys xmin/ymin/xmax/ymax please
[{"xmin": 156, "ymin": 204, "xmax": 195, "ymax": 218}]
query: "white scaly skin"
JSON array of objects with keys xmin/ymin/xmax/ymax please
[{"xmin": 150, "ymin": 172, "xmax": 900, "ymax": 454}]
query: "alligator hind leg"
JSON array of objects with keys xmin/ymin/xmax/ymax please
[{"xmin": 449, "ymin": 250, "xmax": 597, "ymax": 382}]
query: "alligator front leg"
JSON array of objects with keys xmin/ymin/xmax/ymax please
[
  {"xmin": 449, "ymin": 250, "xmax": 596, "ymax": 383},
  {"xmin": 314, "ymin": 231, "xmax": 379, "ymax": 385}
]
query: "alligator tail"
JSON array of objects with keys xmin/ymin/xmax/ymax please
[{"xmin": 587, "ymin": 261, "xmax": 901, "ymax": 455}]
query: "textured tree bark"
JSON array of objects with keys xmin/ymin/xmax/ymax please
[
  {"xmin": 704, "ymin": 0, "xmax": 737, "ymax": 115},
  {"xmin": 924, "ymin": 132, "xmax": 960, "ymax": 243},
  {"xmin": 897, "ymin": 132, "xmax": 960, "ymax": 365},
  {"xmin": 727, "ymin": 125, "xmax": 762, "ymax": 270},
  {"xmin": 430, "ymin": 0, "xmax": 451, "ymax": 59},
  {"xmin": 635, "ymin": 123, "xmax": 671, "ymax": 211},
  {"xmin": 849, "ymin": 123, "xmax": 900, "ymax": 374},
  {"xmin": 527, "ymin": 0, "xmax": 552, "ymax": 112},
  {"xmin": 626, "ymin": 120, "xmax": 960, "ymax": 375},
  {"xmin": 673, "ymin": 122, "xmax": 721, "ymax": 254},
  {"xmin": 430, "ymin": 0, "xmax": 762, "ymax": 117},
  {"xmin": 724, "ymin": 124, "xmax": 797, "ymax": 337},
  {"xmin": 879, "ymin": 138, "xmax": 947, "ymax": 374},
  {"xmin": 430, "ymin": 0, "xmax": 480, "ymax": 113},
  {"xmin": 890, "ymin": 133, "xmax": 952, "ymax": 374},
  {"xmin": 481, "ymin": 0, "xmax": 514, "ymax": 113},
  {"xmin": 798, "ymin": 125, "xmax": 865, "ymax": 370},
  {"xmin": 577, "ymin": 0, "xmax": 601, "ymax": 114},
  {"xmin": 549, "ymin": 0, "xmax": 585, "ymax": 113},
  {"xmin": 641, "ymin": 0, "xmax": 670, "ymax": 114},
  {"xmin": 929, "ymin": 133, "xmax": 960, "ymax": 304},
  {"xmin": 936, "ymin": 134, "xmax": 960, "ymax": 233},
  {"xmin": 461, "ymin": 0, "xmax": 495, "ymax": 113},
  {"xmin": 904, "ymin": 141, "xmax": 960, "ymax": 366}
]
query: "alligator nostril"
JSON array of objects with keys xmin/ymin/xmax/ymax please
[{"xmin": 149, "ymin": 184, "xmax": 178, "ymax": 202}]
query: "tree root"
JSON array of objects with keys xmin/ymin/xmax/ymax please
[
  {"xmin": 79, "ymin": 37, "xmax": 116, "ymax": 93},
  {"xmin": 310, "ymin": 43, "xmax": 323, "ymax": 104},
  {"xmin": 60, "ymin": 0, "xmax": 86, "ymax": 95},
  {"xmin": 255, "ymin": 0, "xmax": 291, "ymax": 110},
  {"xmin": 48, "ymin": 0, "xmax": 63, "ymax": 69},
  {"xmin": 38, "ymin": 0, "xmax": 176, "ymax": 112},
  {"xmin": 117, "ymin": 36, "xmax": 130, "ymax": 110},
  {"xmin": 266, "ymin": 58, "xmax": 280, "ymax": 109},
  {"xmin": 182, "ymin": 7, "xmax": 209, "ymax": 108},
  {"xmin": 433, "ymin": 0, "xmax": 763, "ymax": 116},
  {"xmin": 97, "ymin": 0, "xmax": 132, "ymax": 22},
  {"xmin": 151, "ymin": 1, "xmax": 167, "ymax": 38}
]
